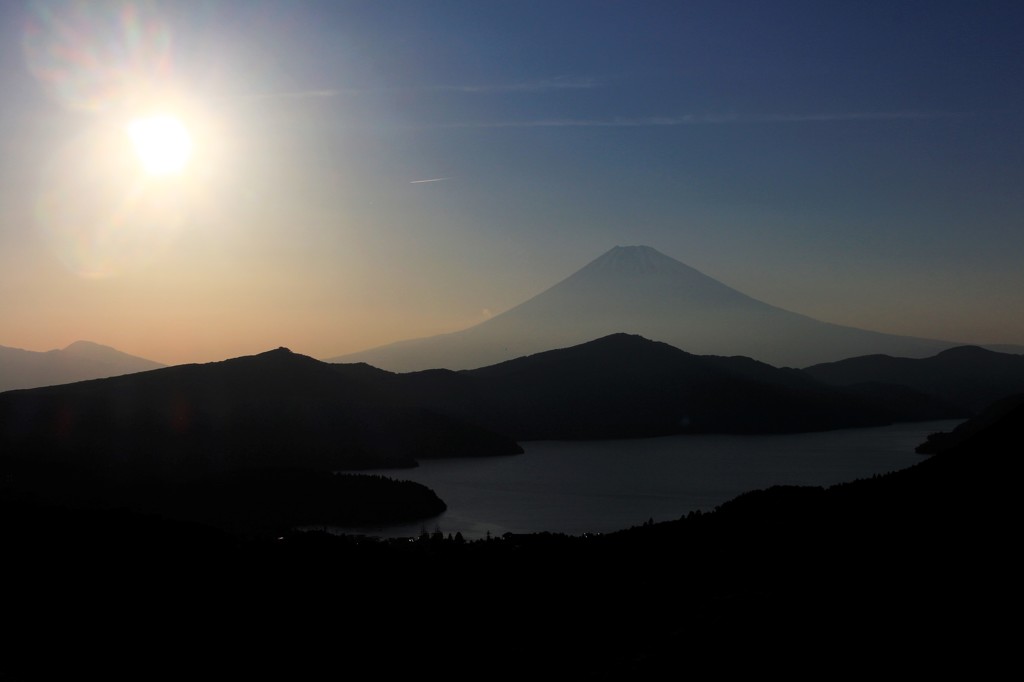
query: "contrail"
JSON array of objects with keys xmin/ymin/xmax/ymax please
[{"xmin": 410, "ymin": 177, "xmax": 452, "ymax": 184}]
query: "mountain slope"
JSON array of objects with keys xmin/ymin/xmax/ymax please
[
  {"xmin": 353, "ymin": 333, "xmax": 954, "ymax": 440},
  {"xmin": 0, "ymin": 340, "xmax": 164, "ymax": 392},
  {"xmin": 804, "ymin": 345, "xmax": 1024, "ymax": 413},
  {"xmin": 331, "ymin": 245, "xmax": 959, "ymax": 371},
  {"xmin": 0, "ymin": 347, "xmax": 521, "ymax": 478}
]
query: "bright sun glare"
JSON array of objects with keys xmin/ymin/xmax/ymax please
[{"xmin": 127, "ymin": 115, "xmax": 193, "ymax": 176}]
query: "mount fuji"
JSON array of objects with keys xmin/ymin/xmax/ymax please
[{"xmin": 331, "ymin": 245, "xmax": 960, "ymax": 370}]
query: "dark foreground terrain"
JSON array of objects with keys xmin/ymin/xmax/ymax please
[{"xmin": 3, "ymin": 396, "xmax": 1020, "ymax": 679}]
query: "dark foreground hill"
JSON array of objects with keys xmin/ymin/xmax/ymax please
[
  {"xmin": 0, "ymin": 347, "xmax": 510, "ymax": 539},
  {"xmin": 380, "ymin": 333, "xmax": 964, "ymax": 438},
  {"xmin": 804, "ymin": 344, "xmax": 1024, "ymax": 413},
  {"xmin": 0, "ymin": 467, "xmax": 446, "ymax": 539},
  {"xmin": 915, "ymin": 393, "xmax": 1024, "ymax": 453},
  {"xmin": 0, "ymin": 347, "xmax": 522, "ymax": 478},
  {"xmin": 3, "ymin": 394, "xmax": 1017, "ymax": 678},
  {"xmin": 2, "ymin": 335, "xmax": 950, "ymax": 493}
]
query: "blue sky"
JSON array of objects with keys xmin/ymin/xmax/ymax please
[{"xmin": 2, "ymin": 0, "xmax": 1023, "ymax": 363}]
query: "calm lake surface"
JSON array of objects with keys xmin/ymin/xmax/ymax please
[{"xmin": 337, "ymin": 420, "xmax": 960, "ymax": 541}]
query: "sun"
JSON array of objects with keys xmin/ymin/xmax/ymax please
[{"xmin": 127, "ymin": 115, "xmax": 193, "ymax": 176}]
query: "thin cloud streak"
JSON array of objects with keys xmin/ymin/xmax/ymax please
[
  {"xmin": 234, "ymin": 89, "xmax": 342, "ymax": 101},
  {"xmin": 427, "ymin": 77, "xmax": 601, "ymax": 93},
  {"xmin": 410, "ymin": 177, "xmax": 452, "ymax": 184},
  {"xmin": 436, "ymin": 111, "xmax": 967, "ymax": 129},
  {"xmin": 233, "ymin": 77, "xmax": 599, "ymax": 101}
]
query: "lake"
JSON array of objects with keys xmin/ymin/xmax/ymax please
[{"xmin": 334, "ymin": 419, "xmax": 960, "ymax": 540}]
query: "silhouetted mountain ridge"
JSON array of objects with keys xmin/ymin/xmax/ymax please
[
  {"xmin": 804, "ymin": 344, "xmax": 1024, "ymax": 412},
  {"xmin": 362, "ymin": 333, "xmax": 959, "ymax": 439},
  {"xmin": 2, "ymin": 335, "xmax": 963, "ymax": 493},
  {"xmin": 0, "ymin": 347, "xmax": 522, "ymax": 479},
  {"xmin": 915, "ymin": 393, "xmax": 1024, "ymax": 453}
]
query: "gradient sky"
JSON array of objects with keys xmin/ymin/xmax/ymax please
[{"xmin": 2, "ymin": 0, "xmax": 1023, "ymax": 365}]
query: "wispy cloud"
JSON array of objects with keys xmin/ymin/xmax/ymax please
[
  {"xmin": 234, "ymin": 89, "xmax": 343, "ymax": 101},
  {"xmin": 438, "ymin": 116, "xmax": 701, "ymax": 129},
  {"xmin": 436, "ymin": 111, "xmax": 965, "ymax": 129},
  {"xmin": 410, "ymin": 177, "xmax": 452, "ymax": 184},
  {"xmin": 426, "ymin": 77, "xmax": 601, "ymax": 93},
  {"xmin": 234, "ymin": 77, "xmax": 599, "ymax": 101}
]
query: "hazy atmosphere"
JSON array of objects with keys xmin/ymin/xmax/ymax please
[{"xmin": 2, "ymin": 1, "xmax": 1023, "ymax": 364}]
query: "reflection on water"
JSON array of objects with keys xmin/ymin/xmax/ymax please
[{"xmin": 334, "ymin": 420, "xmax": 960, "ymax": 541}]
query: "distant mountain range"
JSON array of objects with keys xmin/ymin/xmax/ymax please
[
  {"xmin": 330, "ymin": 245, "xmax": 973, "ymax": 371},
  {"xmin": 0, "ymin": 340, "xmax": 163, "ymax": 393},
  {"xmin": 804, "ymin": 345, "xmax": 1024, "ymax": 413},
  {"xmin": 6, "ymin": 247, "xmax": 1020, "ymax": 395}
]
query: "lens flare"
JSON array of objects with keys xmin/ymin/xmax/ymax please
[
  {"xmin": 23, "ymin": 0, "xmax": 174, "ymax": 113},
  {"xmin": 34, "ymin": 126, "xmax": 189, "ymax": 279}
]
